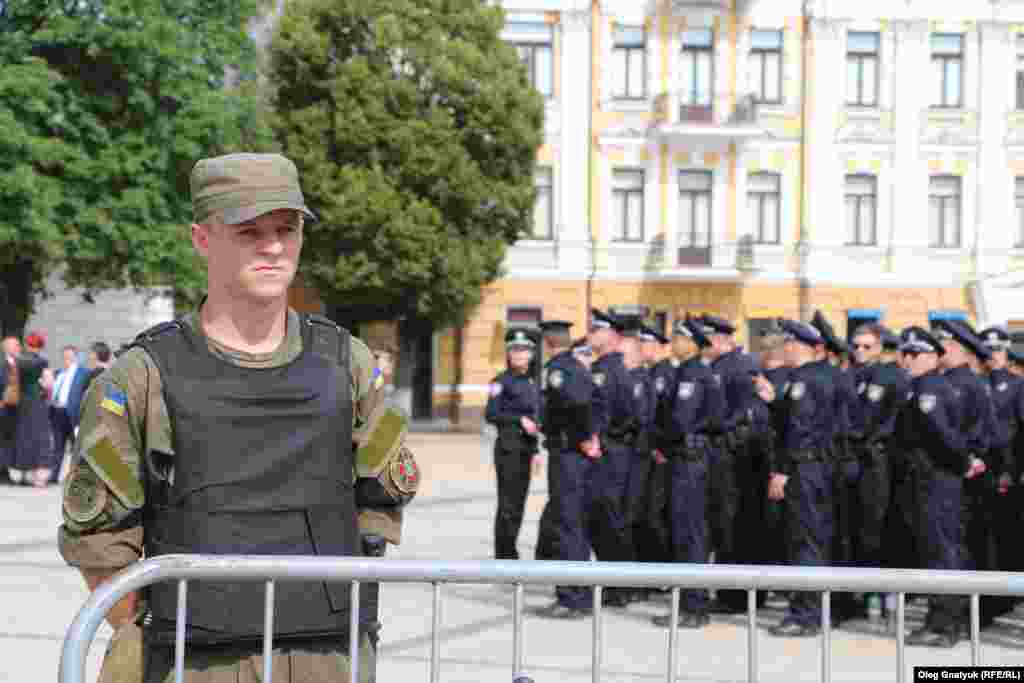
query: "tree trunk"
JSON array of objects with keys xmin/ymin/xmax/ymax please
[
  {"xmin": 449, "ymin": 323, "xmax": 464, "ymax": 427},
  {"xmin": 0, "ymin": 259, "xmax": 37, "ymax": 339}
]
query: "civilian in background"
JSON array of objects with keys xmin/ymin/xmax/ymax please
[
  {"xmin": 81, "ymin": 341, "xmax": 113, "ymax": 397},
  {"xmin": 11, "ymin": 331, "xmax": 53, "ymax": 487},
  {"xmin": 49, "ymin": 345, "xmax": 90, "ymax": 484},
  {"xmin": 0, "ymin": 337, "xmax": 21, "ymax": 484}
]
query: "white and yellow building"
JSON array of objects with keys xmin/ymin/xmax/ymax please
[{"xmin": 372, "ymin": 0, "xmax": 1024, "ymax": 424}]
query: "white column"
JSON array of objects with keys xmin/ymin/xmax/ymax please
[{"xmin": 557, "ymin": 7, "xmax": 592, "ymax": 274}]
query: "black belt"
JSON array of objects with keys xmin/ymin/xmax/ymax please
[{"xmin": 788, "ymin": 449, "xmax": 826, "ymax": 464}]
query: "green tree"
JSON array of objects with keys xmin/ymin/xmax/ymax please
[
  {"xmin": 0, "ymin": 0, "xmax": 276, "ymax": 336},
  {"xmin": 268, "ymin": 0, "xmax": 544, "ymax": 328}
]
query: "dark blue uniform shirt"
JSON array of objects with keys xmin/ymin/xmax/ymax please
[
  {"xmin": 894, "ymin": 369, "xmax": 966, "ymax": 475},
  {"xmin": 541, "ymin": 350, "xmax": 595, "ymax": 448}
]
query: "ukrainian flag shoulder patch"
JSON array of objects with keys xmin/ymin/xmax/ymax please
[{"xmin": 101, "ymin": 385, "xmax": 128, "ymax": 417}]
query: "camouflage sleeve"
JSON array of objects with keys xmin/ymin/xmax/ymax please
[
  {"xmin": 58, "ymin": 347, "xmax": 170, "ymax": 570},
  {"xmin": 349, "ymin": 336, "xmax": 418, "ymax": 545}
]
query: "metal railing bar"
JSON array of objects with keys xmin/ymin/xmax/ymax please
[
  {"xmin": 513, "ymin": 582, "xmax": 524, "ymax": 677},
  {"xmin": 175, "ymin": 579, "xmax": 187, "ymax": 683},
  {"xmin": 971, "ymin": 593, "xmax": 980, "ymax": 666},
  {"xmin": 821, "ymin": 591, "xmax": 831, "ymax": 683},
  {"xmin": 431, "ymin": 582, "xmax": 442, "ymax": 683},
  {"xmin": 747, "ymin": 589, "xmax": 758, "ymax": 683},
  {"xmin": 350, "ymin": 581, "xmax": 361, "ymax": 683},
  {"xmin": 263, "ymin": 580, "xmax": 275, "ymax": 683},
  {"xmin": 592, "ymin": 585, "xmax": 603, "ymax": 683},
  {"xmin": 896, "ymin": 592, "xmax": 905, "ymax": 683},
  {"xmin": 667, "ymin": 587, "xmax": 680, "ymax": 683}
]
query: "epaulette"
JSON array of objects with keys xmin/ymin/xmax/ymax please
[
  {"xmin": 128, "ymin": 320, "xmax": 184, "ymax": 350},
  {"xmin": 302, "ymin": 313, "xmax": 350, "ymax": 367}
]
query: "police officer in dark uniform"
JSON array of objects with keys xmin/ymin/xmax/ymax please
[
  {"xmin": 848, "ymin": 323, "xmax": 911, "ymax": 597},
  {"xmin": 651, "ymin": 317, "xmax": 724, "ymax": 629},
  {"xmin": 1009, "ymin": 348, "xmax": 1024, "ymax": 378},
  {"xmin": 534, "ymin": 322, "xmax": 600, "ymax": 619},
  {"xmin": 485, "ymin": 329, "xmax": 542, "ymax": 560},
  {"xmin": 589, "ymin": 308, "xmax": 644, "ymax": 606},
  {"xmin": 811, "ymin": 311, "xmax": 861, "ymax": 623},
  {"xmin": 699, "ymin": 313, "xmax": 762, "ymax": 613},
  {"xmin": 896, "ymin": 327, "xmax": 971, "ymax": 648},
  {"xmin": 930, "ymin": 319, "xmax": 996, "ymax": 627},
  {"xmin": 764, "ymin": 320, "xmax": 835, "ymax": 637},
  {"xmin": 753, "ymin": 323, "xmax": 790, "ymax": 570},
  {"xmin": 534, "ymin": 321, "xmax": 580, "ymax": 562}
]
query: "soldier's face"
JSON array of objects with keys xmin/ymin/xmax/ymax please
[
  {"xmin": 641, "ymin": 340, "xmax": 660, "ymax": 363},
  {"xmin": 939, "ymin": 339, "xmax": 967, "ymax": 369},
  {"xmin": 508, "ymin": 348, "xmax": 532, "ymax": 371},
  {"xmin": 193, "ymin": 209, "xmax": 303, "ymax": 304},
  {"xmin": 671, "ymin": 335, "xmax": 696, "ymax": 359},
  {"xmin": 589, "ymin": 327, "xmax": 614, "ymax": 354},
  {"xmin": 986, "ymin": 350, "xmax": 1007, "ymax": 371},
  {"xmin": 852, "ymin": 333, "xmax": 881, "ymax": 366},
  {"xmin": 905, "ymin": 350, "xmax": 939, "ymax": 377}
]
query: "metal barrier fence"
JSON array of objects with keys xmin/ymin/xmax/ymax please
[{"xmin": 60, "ymin": 555, "xmax": 1024, "ymax": 683}]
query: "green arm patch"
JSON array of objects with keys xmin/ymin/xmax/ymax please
[
  {"xmin": 355, "ymin": 405, "xmax": 409, "ymax": 478},
  {"xmin": 62, "ymin": 465, "xmax": 109, "ymax": 527},
  {"xmin": 83, "ymin": 433, "xmax": 145, "ymax": 510}
]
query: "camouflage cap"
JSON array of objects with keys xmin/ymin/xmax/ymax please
[{"xmin": 190, "ymin": 153, "xmax": 317, "ymax": 225}]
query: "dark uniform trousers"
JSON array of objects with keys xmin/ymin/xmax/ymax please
[
  {"xmin": 916, "ymin": 465, "xmax": 964, "ymax": 634},
  {"xmin": 708, "ymin": 437, "xmax": 739, "ymax": 559},
  {"xmin": 534, "ymin": 450, "xmax": 561, "ymax": 561},
  {"xmin": 589, "ymin": 440, "xmax": 635, "ymax": 564},
  {"xmin": 783, "ymin": 457, "xmax": 834, "ymax": 627},
  {"xmin": 493, "ymin": 430, "xmax": 536, "ymax": 560},
  {"xmin": 884, "ymin": 454, "xmax": 920, "ymax": 570},
  {"xmin": 854, "ymin": 441, "xmax": 890, "ymax": 568},
  {"xmin": 669, "ymin": 448, "xmax": 709, "ymax": 614},
  {"xmin": 624, "ymin": 444, "xmax": 655, "ymax": 560},
  {"xmin": 555, "ymin": 448, "xmax": 596, "ymax": 609}
]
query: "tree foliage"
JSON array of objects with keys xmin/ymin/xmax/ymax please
[
  {"xmin": 0, "ymin": 0, "xmax": 275, "ymax": 334},
  {"xmin": 269, "ymin": 0, "xmax": 545, "ymax": 328}
]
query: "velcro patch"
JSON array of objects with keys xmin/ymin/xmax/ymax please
[
  {"xmin": 62, "ymin": 465, "xmax": 109, "ymax": 525},
  {"xmin": 355, "ymin": 405, "xmax": 409, "ymax": 478},
  {"xmin": 83, "ymin": 433, "xmax": 144, "ymax": 510},
  {"xmin": 101, "ymin": 384, "xmax": 128, "ymax": 417}
]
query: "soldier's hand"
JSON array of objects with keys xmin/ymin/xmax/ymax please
[
  {"xmin": 767, "ymin": 473, "xmax": 788, "ymax": 501},
  {"xmin": 652, "ymin": 449, "xmax": 667, "ymax": 465},
  {"xmin": 580, "ymin": 437, "xmax": 601, "ymax": 459},
  {"xmin": 753, "ymin": 375, "xmax": 775, "ymax": 403},
  {"xmin": 999, "ymin": 473, "xmax": 1012, "ymax": 495},
  {"xmin": 530, "ymin": 453, "xmax": 544, "ymax": 477},
  {"xmin": 521, "ymin": 417, "xmax": 539, "ymax": 435},
  {"xmin": 965, "ymin": 458, "xmax": 987, "ymax": 480}
]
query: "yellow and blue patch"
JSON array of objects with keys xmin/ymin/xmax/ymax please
[
  {"xmin": 372, "ymin": 367, "xmax": 384, "ymax": 390},
  {"xmin": 100, "ymin": 385, "xmax": 128, "ymax": 417}
]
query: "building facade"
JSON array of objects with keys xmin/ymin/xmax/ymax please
[{"xmin": 424, "ymin": 0, "xmax": 1024, "ymax": 424}]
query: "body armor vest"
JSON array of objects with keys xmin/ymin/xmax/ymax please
[{"xmin": 135, "ymin": 315, "xmax": 375, "ymax": 645}]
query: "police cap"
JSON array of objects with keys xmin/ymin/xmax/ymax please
[
  {"xmin": 505, "ymin": 328, "xmax": 536, "ymax": 349},
  {"xmin": 880, "ymin": 327, "xmax": 901, "ymax": 351},
  {"xmin": 811, "ymin": 310, "xmax": 847, "ymax": 355},
  {"xmin": 979, "ymin": 327, "xmax": 1011, "ymax": 351},
  {"xmin": 779, "ymin": 319, "xmax": 823, "ymax": 348},
  {"xmin": 590, "ymin": 309, "xmax": 624, "ymax": 333},
  {"xmin": 639, "ymin": 325, "xmax": 669, "ymax": 345},
  {"xmin": 699, "ymin": 314, "xmax": 736, "ymax": 336},
  {"xmin": 673, "ymin": 316, "xmax": 711, "ymax": 349},
  {"xmin": 539, "ymin": 320, "xmax": 573, "ymax": 334},
  {"xmin": 900, "ymin": 326, "xmax": 944, "ymax": 356},
  {"xmin": 931, "ymin": 319, "xmax": 990, "ymax": 361}
]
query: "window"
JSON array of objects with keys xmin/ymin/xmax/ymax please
[
  {"xmin": 846, "ymin": 309, "xmax": 882, "ymax": 343},
  {"xmin": 611, "ymin": 170, "xmax": 645, "ymax": 242},
  {"xmin": 678, "ymin": 171, "xmax": 712, "ymax": 248},
  {"xmin": 845, "ymin": 174, "xmax": 877, "ymax": 246},
  {"xmin": 747, "ymin": 172, "xmax": 781, "ymax": 244},
  {"xmin": 750, "ymin": 30, "xmax": 783, "ymax": 104},
  {"xmin": 931, "ymin": 34, "xmax": 963, "ymax": 108},
  {"xmin": 532, "ymin": 167, "xmax": 553, "ymax": 240},
  {"xmin": 846, "ymin": 32, "xmax": 879, "ymax": 107},
  {"xmin": 929, "ymin": 175, "xmax": 961, "ymax": 248},
  {"xmin": 613, "ymin": 26, "xmax": 646, "ymax": 99},
  {"xmin": 505, "ymin": 21, "xmax": 553, "ymax": 98},
  {"xmin": 1017, "ymin": 36, "xmax": 1024, "ymax": 110},
  {"xmin": 507, "ymin": 306, "xmax": 543, "ymax": 327},
  {"xmin": 1016, "ymin": 177, "xmax": 1024, "ymax": 247},
  {"xmin": 680, "ymin": 29, "xmax": 714, "ymax": 110}
]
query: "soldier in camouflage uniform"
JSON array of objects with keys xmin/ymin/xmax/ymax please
[{"xmin": 59, "ymin": 153, "xmax": 419, "ymax": 683}]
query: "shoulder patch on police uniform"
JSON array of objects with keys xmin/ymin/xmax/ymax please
[
  {"xmin": 919, "ymin": 394, "xmax": 937, "ymax": 414},
  {"xmin": 633, "ymin": 383, "xmax": 644, "ymax": 399},
  {"xmin": 678, "ymin": 381, "xmax": 695, "ymax": 400},
  {"xmin": 593, "ymin": 372, "xmax": 606, "ymax": 387},
  {"xmin": 82, "ymin": 432, "xmax": 144, "ymax": 510},
  {"xmin": 489, "ymin": 383, "xmax": 502, "ymax": 398},
  {"xmin": 654, "ymin": 376, "xmax": 666, "ymax": 394},
  {"xmin": 867, "ymin": 384, "xmax": 885, "ymax": 403},
  {"xmin": 857, "ymin": 382, "xmax": 867, "ymax": 395},
  {"xmin": 789, "ymin": 382, "xmax": 806, "ymax": 400},
  {"xmin": 100, "ymin": 384, "xmax": 128, "ymax": 417},
  {"xmin": 62, "ymin": 465, "xmax": 108, "ymax": 525},
  {"xmin": 998, "ymin": 381, "xmax": 1009, "ymax": 393},
  {"xmin": 712, "ymin": 374, "xmax": 722, "ymax": 386},
  {"xmin": 372, "ymin": 367, "xmax": 384, "ymax": 390},
  {"xmin": 549, "ymin": 369, "xmax": 564, "ymax": 389}
]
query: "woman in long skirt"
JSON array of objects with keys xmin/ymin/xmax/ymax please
[{"xmin": 11, "ymin": 331, "xmax": 53, "ymax": 487}]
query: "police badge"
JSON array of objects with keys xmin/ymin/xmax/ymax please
[
  {"xmin": 678, "ymin": 382, "xmax": 695, "ymax": 400},
  {"xmin": 919, "ymin": 394, "xmax": 937, "ymax": 413},
  {"xmin": 654, "ymin": 376, "xmax": 666, "ymax": 394},
  {"xmin": 998, "ymin": 382, "xmax": 1009, "ymax": 393},
  {"xmin": 789, "ymin": 382, "xmax": 806, "ymax": 400},
  {"xmin": 633, "ymin": 383, "xmax": 644, "ymax": 399},
  {"xmin": 549, "ymin": 369, "xmax": 564, "ymax": 389},
  {"xmin": 867, "ymin": 384, "xmax": 885, "ymax": 403},
  {"xmin": 594, "ymin": 372, "xmax": 606, "ymax": 387},
  {"xmin": 857, "ymin": 382, "xmax": 867, "ymax": 395}
]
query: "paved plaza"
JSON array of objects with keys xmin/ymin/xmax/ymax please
[{"xmin": 5, "ymin": 432, "xmax": 1024, "ymax": 682}]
